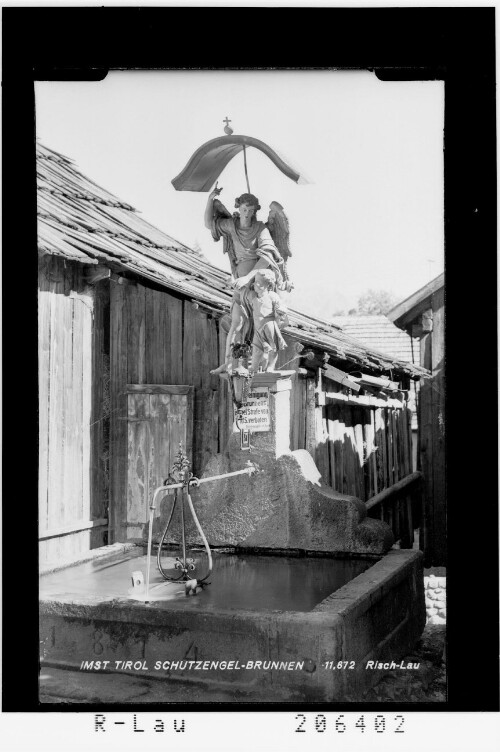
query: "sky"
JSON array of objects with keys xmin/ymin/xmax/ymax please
[{"xmin": 35, "ymin": 70, "xmax": 444, "ymax": 319}]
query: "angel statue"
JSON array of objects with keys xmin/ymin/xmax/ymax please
[{"xmin": 205, "ymin": 183, "xmax": 292, "ymax": 374}]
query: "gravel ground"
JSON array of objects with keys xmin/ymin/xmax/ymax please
[{"xmin": 363, "ymin": 624, "xmax": 446, "ymax": 702}]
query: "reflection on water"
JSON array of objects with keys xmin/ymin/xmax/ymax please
[{"xmin": 41, "ymin": 550, "xmax": 373, "ymax": 612}]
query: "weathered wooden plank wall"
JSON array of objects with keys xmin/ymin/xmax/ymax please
[
  {"xmin": 39, "ymin": 255, "xmax": 101, "ymax": 564},
  {"xmin": 109, "ymin": 281, "xmax": 129, "ymax": 542},
  {"xmin": 269, "ymin": 333, "xmax": 413, "ymax": 505},
  {"xmin": 182, "ymin": 303, "xmax": 221, "ymax": 473},
  {"xmin": 418, "ymin": 288, "xmax": 446, "ymax": 566},
  {"xmin": 285, "ymin": 370, "xmax": 414, "ymax": 505},
  {"xmin": 90, "ymin": 282, "xmax": 110, "ymax": 548},
  {"xmin": 109, "ymin": 280, "xmax": 232, "ymax": 542}
]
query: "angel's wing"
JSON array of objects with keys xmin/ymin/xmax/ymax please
[
  {"xmin": 267, "ymin": 202, "xmax": 291, "ymax": 262},
  {"xmin": 266, "ymin": 201, "xmax": 293, "ymax": 290}
]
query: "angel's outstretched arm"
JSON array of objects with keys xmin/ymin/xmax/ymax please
[{"xmin": 204, "ymin": 182, "xmax": 223, "ymax": 229}]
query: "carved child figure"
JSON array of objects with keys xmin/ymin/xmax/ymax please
[{"xmin": 249, "ymin": 269, "xmax": 288, "ymax": 373}]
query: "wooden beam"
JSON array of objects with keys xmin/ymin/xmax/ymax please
[
  {"xmin": 351, "ymin": 373, "xmax": 399, "ymax": 391},
  {"xmin": 323, "ymin": 364, "xmax": 361, "ymax": 392},
  {"xmin": 39, "ymin": 518, "xmax": 108, "ymax": 541},
  {"xmin": 365, "ymin": 471, "xmax": 422, "ymax": 511},
  {"xmin": 305, "ymin": 378, "xmax": 317, "ymax": 457},
  {"xmin": 125, "ymin": 384, "xmax": 192, "ymax": 395},
  {"xmin": 324, "ymin": 391, "xmax": 405, "ymax": 409}
]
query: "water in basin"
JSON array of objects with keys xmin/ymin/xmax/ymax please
[{"xmin": 40, "ymin": 550, "xmax": 374, "ymax": 612}]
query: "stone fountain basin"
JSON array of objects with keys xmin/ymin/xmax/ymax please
[{"xmin": 39, "ymin": 544, "xmax": 425, "ymax": 703}]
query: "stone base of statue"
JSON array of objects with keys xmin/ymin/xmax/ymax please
[{"xmin": 155, "ymin": 371, "xmax": 393, "ymax": 555}]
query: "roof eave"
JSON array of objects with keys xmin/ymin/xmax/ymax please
[{"xmin": 388, "ymin": 272, "xmax": 445, "ymax": 329}]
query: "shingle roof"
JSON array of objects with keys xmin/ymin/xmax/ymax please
[
  {"xmin": 37, "ymin": 142, "xmax": 425, "ymax": 378},
  {"xmin": 331, "ymin": 315, "xmax": 419, "ymax": 365}
]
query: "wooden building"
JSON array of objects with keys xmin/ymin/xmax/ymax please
[
  {"xmin": 388, "ymin": 274, "xmax": 445, "ymax": 566},
  {"xmin": 38, "ymin": 143, "xmax": 426, "ymax": 567},
  {"xmin": 331, "ymin": 314, "xmax": 420, "ymax": 469}
]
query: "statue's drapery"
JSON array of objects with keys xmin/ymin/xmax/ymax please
[{"xmin": 172, "ymin": 135, "xmax": 303, "ymax": 192}]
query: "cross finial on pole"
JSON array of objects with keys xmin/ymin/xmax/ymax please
[{"xmin": 223, "ymin": 117, "xmax": 234, "ymax": 135}]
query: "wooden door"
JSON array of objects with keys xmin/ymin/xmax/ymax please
[{"xmin": 126, "ymin": 385, "xmax": 193, "ymax": 538}]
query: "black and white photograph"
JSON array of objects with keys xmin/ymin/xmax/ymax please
[
  {"xmin": 35, "ymin": 67, "xmax": 447, "ymax": 707},
  {"xmin": 1, "ymin": 4, "xmax": 499, "ymax": 750}
]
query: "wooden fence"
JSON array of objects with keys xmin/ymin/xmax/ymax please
[
  {"xmin": 365, "ymin": 471, "xmax": 422, "ymax": 548},
  {"xmin": 286, "ymin": 362, "xmax": 414, "ymax": 505}
]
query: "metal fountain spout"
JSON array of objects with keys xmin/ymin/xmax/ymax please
[{"xmin": 134, "ymin": 444, "xmax": 259, "ymax": 603}]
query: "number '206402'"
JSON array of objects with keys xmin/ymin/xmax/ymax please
[{"xmin": 294, "ymin": 714, "xmax": 405, "ymax": 734}]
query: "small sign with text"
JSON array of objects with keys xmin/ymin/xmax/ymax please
[{"xmin": 239, "ymin": 388, "xmax": 270, "ymax": 432}]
